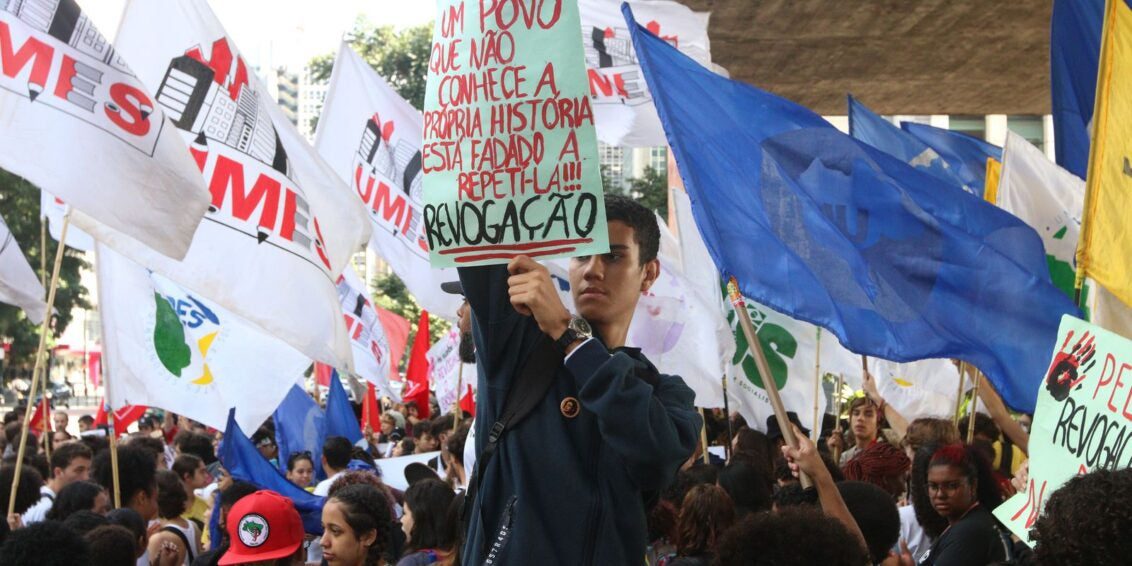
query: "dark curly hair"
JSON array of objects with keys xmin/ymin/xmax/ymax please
[
  {"xmin": 911, "ymin": 443, "xmax": 1001, "ymax": 539},
  {"xmin": 842, "ymin": 441, "xmax": 910, "ymax": 499},
  {"xmin": 84, "ymin": 525, "xmax": 138, "ymax": 566},
  {"xmin": 173, "ymin": 431, "xmax": 217, "ymax": 465},
  {"xmin": 676, "ymin": 484, "xmax": 735, "ymax": 557},
  {"xmin": 604, "ymin": 194, "xmax": 660, "ymax": 264},
  {"xmin": 713, "ymin": 506, "xmax": 868, "ymax": 565},
  {"xmin": 837, "ymin": 481, "xmax": 900, "ymax": 564},
  {"xmin": 717, "ymin": 460, "xmax": 772, "ymax": 517},
  {"xmin": 1030, "ymin": 468, "xmax": 1132, "ymax": 566},
  {"xmin": 92, "ymin": 445, "xmax": 156, "ymax": 511},
  {"xmin": 0, "ymin": 463, "xmax": 44, "ymax": 516},
  {"xmin": 46, "ymin": 480, "xmax": 106, "ymax": 521},
  {"xmin": 0, "ymin": 520, "xmax": 90, "ymax": 565},
  {"xmin": 154, "ymin": 469, "xmax": 188, "ymax": 519},
  {"xmin": 403, "ymin": 478, "xmax": 456, "ymax": 555},
  {"xmin": 328, "ymin": 483, "xmax": 394, "ymax": 566}
]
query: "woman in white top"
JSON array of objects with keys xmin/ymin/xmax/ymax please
[{"xmin": 147, "ymin": 470, "xmax": 201, "ymax": 565}]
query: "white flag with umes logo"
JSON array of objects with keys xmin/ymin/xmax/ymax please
[
  {"xmin": 98, "ymin": 244, "xmax": 310, "ymax": 431},
  {"xmin": 336, "ymin": 267, "xmax": 409, "ymax": 401},
  {"xmin": 0, "ymin": 1, "xmax": 209, "ymax": 260},
  {"xmin": 315, "ymin": 43, "xmax": 461, "ymax": 319},
  {"xmin": 579, "ymin": 0, "xmax": 711, "ymax": 146},
  {"xmin": 84, "ymin": 0, "xmax": 372, "ymax": 370}
]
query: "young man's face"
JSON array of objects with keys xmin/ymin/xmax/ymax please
[
  {"xmin": 55, "ymin": 456, "xmax": 91, "ymax": 487},
  {"xmin": 187, "ymin": 462, "xmax": 212, "ymax": 490},
  {"xmin": 53, "ymin": 412, "xmax": 68, "ymax": 433},
  {"xmin": 850, "ymin": 403, "xmax": 879, "ymax": 443},
  {"xmin": 569, "ymin": 221, "xmax": 658, "ymax": 328}
]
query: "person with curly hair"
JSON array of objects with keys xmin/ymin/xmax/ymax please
[
  {"xmin": 44, "ymin": 479, "xmax": 109, "ymax": 521},
  {"xmin": 321, "ymin": 483, "xmax": 395, "ymax": 566},
  {"xmin": 713, "ymin": 507, "xmax": 868, "ymax": 566},
  {"xmin": 149, "ymin": 469, "xmax": 200, "ymax": 564},
  {"xmin": 668, "ymin": 484, "xmax": 735, "ymax": 566},
  {"xmin": 842, "ymin": 440, "xmax": 911, "ymax": 500},
  {"xmin": 897, "ymin": 421, "xmax": 959, "ymax": 562},
  {"xmin": 0, "ymin": 519, "xmax": 90, "ymax": 566},
  {"xmin": 1030, "ymin": 467, "xmax": 1132, "ymax": 566},
  {"xmin": 915, "ymin": 444, "xmax": 1008, "ymax": 565}
]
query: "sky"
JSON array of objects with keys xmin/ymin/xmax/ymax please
[{"xmin": 83, "ymin": 0, "xmax": 436, "ymax": 71}]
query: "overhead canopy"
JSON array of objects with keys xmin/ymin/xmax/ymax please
[{"xmin": 682, "ymin": 0, "xmax": 1052, "ymax": 115}]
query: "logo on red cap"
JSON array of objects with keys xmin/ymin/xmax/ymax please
[{"xmin": 238, "ymin": 514, "xmax": 270, "ymax": 547}]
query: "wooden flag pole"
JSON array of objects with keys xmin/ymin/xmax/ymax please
[
  {"xmin": 966, "ymin": 371, "xmax": 982, "ymax": 445},
  {"xmin": 108, "ymin": 410, "xmax": 122, "ymax": 508},
  {"xmin": 726, "ymin": 278, "xmax": 811, "ymax": 488},
  {"xmin": 7, "ymin": 212, "xmax": 69, "ymax": 517},
  {"xmin": 721, "ymin": 374, "xmax": 733, "ymax": 462},
  {"xmin": 38, "ymin": 219, "xmax": 50, "ymax": 464},
  {"xmin": 832, "ymin": 373, "xmax": 844, "ymax": 465},
  {"xmin": 812, "ymin": 329, "xmax": 822, "ymax": 444},
  {"xmin": 90, "ymin": 244, "xmax": 122, "ymax": 508},
  {"xmin": 699, "ymin": 408, "xmax": 710, "ymax": 464},
  {"xmin": 953, "ymin": 362, "xmax": 968, "ymax": 426},
  {"xmin": 454, "ymin": 362, "xmax": 464, "ymax": 430}
]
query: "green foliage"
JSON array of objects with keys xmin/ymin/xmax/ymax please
[
  {"xmin": 371, "ymin": 271, "xmax": 450, "ymax": 372},
  {"xmin": 627, "ymin": 166, "xmax": 668, "ymax": 218},
  {"xmin": 309, "ymin": 19, "xmax": 434, "ymax": 111},
  {"xmin": 0, "ymin": 170, "xmax": 91, "ymax": 373}
]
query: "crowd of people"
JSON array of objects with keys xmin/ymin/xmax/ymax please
[{"xmin": 0, "ymin": 399, "xmax": 473, "ymax": 565}]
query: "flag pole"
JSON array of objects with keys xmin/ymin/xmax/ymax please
[
  {"xmin": 92, "ymin": 243, "xmax": 122, "ymax": 509},
  {"xmin": 953, "ymin": 362, "xmax": 968, "ymax": 426},
  {"xmin": 726, "ymin": 277, "xmax": 811, "ymax": 488},
  {"xmin": 38, "ymin": 214, "xmax": 50, "ymax": 464},
  {"xmin": 812, "ymin": 328, "xmax": 822, "ymax": 444},
  {"xmin": 721, "ymin": 374, "xmax": 733, "ymax": 462},
  {"xmin": 832, "ymin": 373, "xmax": 844, "ymax": 465},
  {"xmin": 7, "ymin": 212, "xmax": 69, "ymax": 517},
  {"xmin": 966, "ymin": 371, "xmax": 982, "ymax": 445},
  {"xmin": 454, "ymin": 362, "xmax": 464, "ymax": 430},
  {"xmin": 699, "ymin": 408, "xmax": 710, "ymax": 464}
]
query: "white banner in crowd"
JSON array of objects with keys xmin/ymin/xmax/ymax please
[
  {"xmin": 579, "ymin": 0, "xmax": 711, "ymax": 147},
  {"xmin": 0, "ymin": 2, "xmax": 209, "ymax": 260},
  {"xmin": 336, "ymin": 267, "xmax": 407, "ymax": 401},
  {"xmin": 316, "ymin": 43, "xmax": 461, "ymax": 320},
  {"xmin": 427, "ymin": 328, "xmax": 475, "ymax": 415},
  {"xmin": 90, "ymin": 0, "xmax": 372, "ymax": 370},
  {"xmin": 40, "ymin": 192, "xmax": 94, "ymax": 252},
  {"xmin": 97, "ymin": 245, "xmax": 310, "ymax": 432},
  {"xmin": 0, "ymin": 214, "xmax": 46, "ymax": 324}
]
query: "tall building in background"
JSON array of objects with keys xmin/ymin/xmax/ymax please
[
  {"xmin": 267, "ymin": 67, "xmax": 300, "ymax": 126},
  {"xmin": 298, "ymin": 67, "xmax": 328, "ymax": 142}
]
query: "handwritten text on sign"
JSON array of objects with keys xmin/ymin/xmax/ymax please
[
  {"xmin": 422, "ymin": 0, "xmax": 609, "ymax": 267},
  {"xmin": 993, "ymin": 315, "xmax": 1132, "ymax": 546}
]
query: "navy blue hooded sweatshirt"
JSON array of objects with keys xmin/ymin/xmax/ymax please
[{"xmin": 459, "ymin": 264, "xmax": 702, "ymax": 566}]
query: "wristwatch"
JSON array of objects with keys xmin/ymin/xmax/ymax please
[{"xmin": 554, "ymin": 315, "xmax": 593, "ymax": 352}]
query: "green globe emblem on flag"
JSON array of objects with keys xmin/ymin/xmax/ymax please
[
  {"xmin": 152, "ymin": 291, "xmax": 221, "ymax": 385},
  {"xmin": 724, "ymin": 292, "xmax": 796, "ymax": 391}
]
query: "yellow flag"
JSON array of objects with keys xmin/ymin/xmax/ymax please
[
  {"xmin": 983, "ymin": 157, "xmax": 1002, "ymax": 205},
  {"xmin": 1078, "ymin": 0, "xmax": 1132, "ymax": 308}
]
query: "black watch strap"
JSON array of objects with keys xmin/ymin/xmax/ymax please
[{"xmin": 554, "ymin": 328, "xmax": 580, "ymax": 352}]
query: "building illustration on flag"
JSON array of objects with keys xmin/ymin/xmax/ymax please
[{"xmin": 352, "ymin": 112, "xmax": 428, "ymax": 257}]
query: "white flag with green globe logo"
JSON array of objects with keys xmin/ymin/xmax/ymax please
[
  {"xmin": 98, "ymin": 245, "xmax": 311, "ymax": 431},
  {"xmin": 996, "ymin": 132, "xmax": 1132, "ymax": 339}
]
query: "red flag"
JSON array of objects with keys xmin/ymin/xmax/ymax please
[
  {"xmin": 28, "ymin": 401, "xmax": 47, "ymax": 434},
  {"xmin": 375, "ymin": 306, "xmax": 411, "ymax": 382},
  {"xmin": 360, "ymin": 382, "xmax": 381, "ymax": 436},
  {"xmin": 459, "ymin": 383, "xmax": 476, "ymax": 418},
  {"xmin": 94, "ymin": 400, "xmax": 147, "ymax": 436},
  {"xmin": 314, "ymin": 362, "xmax": 334, "ymax": 387},
  {"xmin": 87, "ymin": 351, "xmax": 102, "ymax": 388},
  {"xmin": 403, "ymin": 311, "xmax": 431, "ymax": 420}
]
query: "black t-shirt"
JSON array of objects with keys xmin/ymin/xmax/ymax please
[{"xmin": 918, "ymin": 505, "xmax": 1007, "ymax": 566}]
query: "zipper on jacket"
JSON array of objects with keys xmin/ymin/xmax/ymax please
[{"xmin": 482, "ymin": 496, "xmax": 517, "ymax": 566}]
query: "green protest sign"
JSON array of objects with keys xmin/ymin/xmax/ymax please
[
  {"xmin": 421, "ymin": 0, "xmax": 609, "ymax": 267},
  {"xmin": 993, "ymin": 315, "xmax": 1132, "ymax": 546}
]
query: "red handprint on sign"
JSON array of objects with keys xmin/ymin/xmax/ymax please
[{"xmin": 1045, "ymin": 330, "xmax": 1096, "ymax": 401}]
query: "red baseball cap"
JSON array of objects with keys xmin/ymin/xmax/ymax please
[{"xmin": 219, "ymin": 490, "xmax": 304, "ymax": 565}]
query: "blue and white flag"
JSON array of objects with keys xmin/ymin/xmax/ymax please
[{"xmin": 626, "ymin": 5, "xmax": 1079, "ymax": 412}]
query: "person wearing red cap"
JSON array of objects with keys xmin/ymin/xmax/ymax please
[{"xmin": 219, "ymin": 490, "xmax": 306, "ymax": 566}]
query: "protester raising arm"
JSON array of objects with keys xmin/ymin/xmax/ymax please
[
  {"xmin": 862, "ymin": 369, "xmax": 908, "ymax": 439},
  {"xmin": 781, "ymin": 425, "xmax": 868, "ymax": 554}
]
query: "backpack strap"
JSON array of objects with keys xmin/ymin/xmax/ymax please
[{"xmin": 462, "ymin": 334, "xmax": 563, "ymax": 551}]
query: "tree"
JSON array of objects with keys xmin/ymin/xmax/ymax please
[
  {"xmin": 309, "ymin": 19, "xmax": 433, "ymax": 111},
  {"xmin": 0, "ymin": 170, "xmax": 91, "ymax": 376},
  {"xmin": 371, "ymin": 272, "xmax": 450, "ymax": 373},
  {"xmin": 627, "ymin": 166, "xmax": 668, "ymax": 218}
]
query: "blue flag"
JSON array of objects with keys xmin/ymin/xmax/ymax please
[
  {"xmin": 1051, "ymin": 0, "xmax": 1105, "ymax": 179},
  {"xmin": 219, "ymin": 409, "xmax": 326, "ymax": 534},
  {"xmin": 624, "ymin": 5, "xmax": 1080, "ymax": 412},
  {"xmin": 901, "ymin": 122, "xmax": 1002, "ymax": 197},
  {"xmin": 847, "ymin": 96, "xmax": 981, "ymax": 196},
  {"xmin": 325, "ymin": 371, "xmax": 362, "ymax": 445},
  {"xmin": 273, "ymin": 385, "xmax": 326, "ymax": 480}
]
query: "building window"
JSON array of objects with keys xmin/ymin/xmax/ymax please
[
  {"xmin": 949, "ymin": 115, "xmax": 986, "ymax": 140},
  {"xmin": 1007, "ymin": 115, "xmax": 1045, "ymax": 152}
]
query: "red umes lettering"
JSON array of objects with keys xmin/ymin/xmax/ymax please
[
  {"xmin": 0, "ymin": 20, "xmax": 51, "ymax": 95},
  {"xmin": 209, "ymin": 155, "xmax": 281, "ymax": 231},
  {"xmin": 105, "ymin": 83, "xmax": 153, "ymax": 137}
]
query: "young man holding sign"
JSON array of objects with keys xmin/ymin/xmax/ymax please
[{"xmin": 458, "ymin": 195, "xmax": 701, "ymax": 565}]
